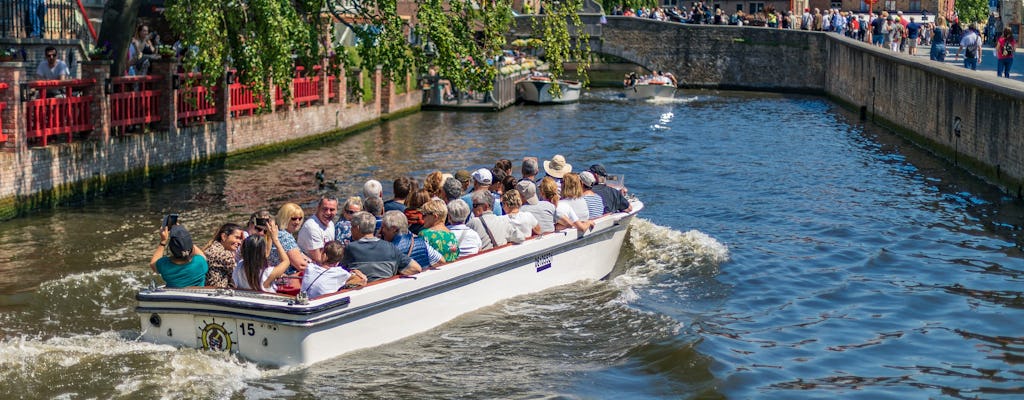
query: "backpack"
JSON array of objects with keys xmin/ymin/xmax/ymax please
[
  {"xmin": 1001, "ymin": 39, "xmax": 1015, "ymax": 57},
  {"xmin": 965, "ymin": 38, "xmax": 978, "ymax": 58}
]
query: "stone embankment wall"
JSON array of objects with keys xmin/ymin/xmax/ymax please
[
  {"xmin": 597, "ymin": 17, "xmax": 1022, "ymax": 195},
  {"xmin": 824, "ymin": 38, "xmax": 1024, "ymax": 196}
]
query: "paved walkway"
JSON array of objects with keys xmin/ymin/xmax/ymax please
[{"xmin": 899, "ymin": 43, "xmax": 1022, "ymax": 81}]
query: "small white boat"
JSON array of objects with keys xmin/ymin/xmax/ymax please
[
  {"xmin": 517, "ymin": 77, "xmax": 582, "ymax": 104},
  {"xmin": 624, "ymin": 82, "xmax": 676, "ymax": 100},
  {"xmin": 136, "ymin": 199, "xmax": 643, "ymax": 367}
]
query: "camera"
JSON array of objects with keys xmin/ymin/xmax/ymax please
[
  {"xmin": 255, "ymin": 218, "xmax": 270, "ymax": 227},
  {"xmin": 162, "ymin": 214, "xmax": 179, "ymax": 227}
]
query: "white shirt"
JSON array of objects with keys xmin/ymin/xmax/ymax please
[
  {"xmin": 448, "ymin": 224, "xmax": 482, "ymax": 258},
  {"xmin": 554, "ymin": 201, "xmax": 580, "ymax": 223},
  {"xmin": 506, "ymin": 211, "xmax": 539, "ymax": 238},
  {"xmin": 297, "ymin": 216, "xmax": 334, "ymax": 254},
  {"xmin": 301, "ymin": 263, "xmax": 351, "ymax": 299},
  {"xmin": 562, "ymin": 197, "xmax": 590, "ymax": 221},
  {"xmin": 232, "ymin": 261, "xmax": 277, "ymax": 293},
  {"xmin": 36, "ymin": 60, "xmax": 69, "ymax": 80}
]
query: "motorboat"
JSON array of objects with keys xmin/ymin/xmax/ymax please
[
  {"xmin": 517, "ymin": 76, "xmax": 582, "ymax": 104},
  {"xmin": 624, "ymin": 82, "xmax": 676, "ymax": 100},
  {"xmin": 136, "ymin": 199, "xmax": 643, "ymax": 367}
]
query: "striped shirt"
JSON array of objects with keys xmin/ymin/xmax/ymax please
[
  {"xmin": 392, "ymin": 233, "xmax": 443, "ymax": 267},
  {"xmin": 583, "ymin": 194, "xmax": 604, "ymax": 219}
]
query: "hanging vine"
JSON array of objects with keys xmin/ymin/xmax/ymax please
[{"xmin": 535, "ymin": 0, "xmax": 591, "ymax": 97}]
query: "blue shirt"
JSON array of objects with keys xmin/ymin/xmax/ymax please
[
  {"xmin": 907, "ymin": 22, "xmax": 921, "ymax": 39},
  {"xmin": 392, "ymin": 233, "xmax": 443, "ymax": 268},
  {"xmin": 335, "ymin": 220, "xmax": 353, "ymax": 244},
  {"xmin": 269, "ymin": 231, "xmax": 299, "ymax": 266},
  {"xmin": 155, "ymin": 255, "xmax": 208, "ymax": 288}
]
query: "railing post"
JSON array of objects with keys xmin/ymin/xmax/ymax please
[
  {"xmin": 212, "ymin": 69, "xmax": 229, "ymax": 125},
  {"xmin": 374, "ymin": 65, "xmax": 382, "ymax": 115},
  {"xmin": 337, "ymin": 68, "xmax": 347, "ymax": 107},
  {"xmin": 79, "ymin": 60, "xmax": 111, "ymax": 141},
  {"xmin": 0, "ymin": 61, "xmax": 26, "ymax": 151},
  {"xmin": 319, "ymin": 63, "xmax": 329, "ymax": 105},
  {"xmin": 150, "ymin": 59, "xmax": 178, "ymax": 135},
  {"xmin": 381, "ymin": 73, "xmax": 394, "ymax": 114}
]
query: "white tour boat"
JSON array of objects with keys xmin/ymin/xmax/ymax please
[
  {"xmin": 517, "ymin": 77, "xmax": 582, "ymax": 104},
  {"xmin": 136, "ymin": 199, "xmax": 643, "ymax": 367},
  {"xmin": 624, "ymin": 82, "xmax": 676, "ymax": 100}
]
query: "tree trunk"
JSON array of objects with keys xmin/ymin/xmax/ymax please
[{"xmin": 98, "ymin": 0, "xmax": 142, "ymax": 76}]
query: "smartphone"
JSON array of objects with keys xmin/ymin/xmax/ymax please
[{"xmin": 162, "ymin": 214, "xmax": 179, "ymax": 227}]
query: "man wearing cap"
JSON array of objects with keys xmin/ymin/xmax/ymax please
[
  {"xmin": 298, "ymin": 195, "xmax": 338, "ymax": 264},
  {"xmin": 460, "ymin": 168, "xmax": 503, "ymax": 218},
  {"xmin": 589, "ymin": 164, "xmax": 633, "ymax": 215},
  {"xmin": 467, "ymin": 190, "xmax": 524, "ymax": 250},
  {"xmin": 517, "ymin": 180, "xmax": 556, "ymax": 233},
  {"xmin": 454, "ymin": 170, "xmax": 473, "ymax": 193},
  {"xmin": 150, "ymin": 225, "xmax": 209, "ymax": 288}
]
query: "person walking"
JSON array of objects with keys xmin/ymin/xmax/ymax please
[
  {"xmin": 995, "ymin": 27, "xmax": 1017, "ymax": 78},
  {"xmin": 956, "ymin": 24, "xmax": 982, "ymax": 70},
  {"xmin": 930, "ymin": 16, "xmax": 949, "ymax": 61}
]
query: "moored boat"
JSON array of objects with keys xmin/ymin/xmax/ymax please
[
  {"xmin": 517, "ymin": 77, "xmax": 582, "ymax": 104},
  {"xmin": 136, "ymin": 199, "xmax": 643, "ymax": 367}
]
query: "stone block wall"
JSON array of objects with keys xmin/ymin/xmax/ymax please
[{"xmin": 824, "ymin": 37, "xmax": 1024, "ymax": 196}]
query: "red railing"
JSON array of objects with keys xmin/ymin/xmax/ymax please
[
  {"xmin": 109, "ymin": 75, "xmax": 162, "ymax": 134},
  {"xmin": 293, "ymin": 66, "xmax": 320, "ymax": 107},
  {"xmin": 229, "ymin": 81, "xmax": 261, "ymax": 118},
  {"xmin": 274, "ymin": 86, "xmax": 284, "ymax": 107},
  {"xmin": 25, "ymin": 79, "xmax": 95, "ymax": 146},
  {"xmin": 327, "ymin": 75, "xmax": 337, "ymax": 101},
  {"xmin": 177, "ymin": 74, "xmax": 217, "ymax": 125},
  {"xmin": 0, "ymin": 83, "xmax": 7, "ymax": 143}
]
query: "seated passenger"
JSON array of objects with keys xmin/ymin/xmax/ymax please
[
  {"xmin": 560, "ymin": 173, "xmax": 590, "ymax": 221},
  {"xmin": 501, "ymin": 190, "xmax": 541, "ymax": 238},
  {"xmin": 364, "ymin": 196, "xmax": 385, "ymax": 234},
  {"xmin": 578, "ymin": 171, "xmax": 605, "ymax": 219},
  {"xmin": 233, "ymin": 220, "xmax": 291, "ymax": 293},
  {"xmin": 301, "ymin": 241, "xmax": 367, "ymax": 298},
  {"xmin": 405, "ymin": 189, "xmax": 432, "ymax": 235},
  {"xmin": 460, "ymin": 168, "xmax": 503, "ymax": 218},
  {"xmin": 447, "ymin": 199, "xmax": 482, "ymax": 258},
  {"xmin": 342, "ymin": 211, "xmax": 421, "ymax": 282},
  {"xmin": 201, "ymin": 223, "xmax": 244, "ymax": 288},
  {"xmin": 418, "ymin": 199, "xmax": 459, "ymax": 262},
  {"xmin": 424, "ymin": 171, "xmax": 445, "ymax": 200},
  {"xmin": 540, "ymin": 177, "xmax": 594, "ymax": 233},
  {"xmin": 467, "ymin": 190, "xmax": 524, "ymax": 250},
  {"xmin": 380, "ymin": 210, "xmax": 444, "ymax": 269},
  {"xmin": 442, "ymin": 176, "xmax": 463, "ymax": 203},
  {"xmin": 384, "ymin": 176, "xmax": 415, "ymax": 212},
  {"xmin": 271, "ymin": 203, "xmax": 311, "ymax": 272},
  {"xmin": 588, "ymin": 164, "xmax": 633, "ymax": 214},
  {"xmin": 362, "ymin": 179, "xmax": 383, "ymax": 200},
  {"xmin": 297, "ymin": 196, "xmax": 337, "ymax": 264},
  {"xmin": 334, "ymin": 196, "xmax": 362, "ymax": 244},
  {"xmin": 150, "ymin": 225, "xmax": 208, "ymax": 288},
  {"xmin": 517, "ymin": 180, "xmax": 556, "ymax": 233}
]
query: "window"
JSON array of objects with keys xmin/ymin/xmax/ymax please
[
  {"xmin": 909, "ymin": 0, "xmax": 921, "ymax": 11},
  {"xmin": 749, "ymin": 2, "xmax": 763, "ymax": 13},
  {"xmin": 831, "ymin": 1, "xmax": 842, "ymax": 8},
  {"xmin": 736, "ymin": 4, "xmax": 743, "ymax": 11}
]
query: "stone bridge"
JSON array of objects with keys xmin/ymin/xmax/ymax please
[{"xmin": 512, "ymin": 15, "xmax": 828, "ymax": 92}]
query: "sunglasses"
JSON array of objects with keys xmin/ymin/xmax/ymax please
[
  {"xmin": 290, "ymin": 216, "xmax": 303, "ymax": 221},
  {"xmin": 46, "ymin": 53, "xmax": 56, "ymax": 58},
  {"xmin": 344, "ymin": 209, "xmax": 357, "ymax": 215}
]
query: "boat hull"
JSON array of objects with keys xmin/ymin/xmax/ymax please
[
  {"xmin": 517, "ymin": 79, "xmax": 582, "ymax": 104},
  {"xmin": 136, "ymin": 201, "xmax": 642, "ymax": 367},
  {"xmin": 624, "ymin": 83, "xmax": 676, "ymax": 100}
]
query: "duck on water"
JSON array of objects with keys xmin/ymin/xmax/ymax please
[{"xmin": 136, "ymin": 159, "xmax": 642, "ymax": 367}]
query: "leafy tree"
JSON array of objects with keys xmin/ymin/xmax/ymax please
[
  {"xmin": 141, "ymin": 0, "xmax": 588, "ymax": 105},
  {"xmin": 954, "ymin": 0, "xmax": 989, "ymax": 24}
]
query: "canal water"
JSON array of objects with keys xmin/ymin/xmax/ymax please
[{"xmin": 1, "ymin": 90, "xmax": 1022, "ymax": 399}]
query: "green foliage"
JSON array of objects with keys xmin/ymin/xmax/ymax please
[
  {"xmin": 601, "ymin": 0, "xmax": 658, "ymax": 12},
  {"xmin": 162, "ymin": 0, "xmax": 588, "ymax": 103},
  {"xmin": 535, "ymin": 0, "xmax": 591, "ymax": 98},
  {"xmin": 955, "ymin": 0, "xmax": 990, "ymax": 24}
]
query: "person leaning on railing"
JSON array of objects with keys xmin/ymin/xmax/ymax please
[{"xmin": 35, "ymin": 46, "xmax": 69, "ymax": 98}]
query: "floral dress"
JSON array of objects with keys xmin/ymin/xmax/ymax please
[
  {"xmin": 204, "ymin": 241, "xmax": 236, "ymax": 288},
  {"xmin": 419, "ymin": 228, "xmax": 459, "ymax": 262}
]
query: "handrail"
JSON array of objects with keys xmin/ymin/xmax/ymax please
[{"xmin": 73, "ymin": 0, "xmax": 97, "ymax": 41}]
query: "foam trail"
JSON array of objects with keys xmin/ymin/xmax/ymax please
[{"xmin": 612, "ymin": 218, "xmax": 729, "ymax": 298}]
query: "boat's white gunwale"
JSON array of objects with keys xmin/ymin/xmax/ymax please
[{"xmin": 136, "ymin": 214, "xmax": 634, "ymax": 328}]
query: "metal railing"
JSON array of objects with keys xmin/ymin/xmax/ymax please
[
  {"xmin": 0, "ymin": 0, "xmax": 93, "ymax": 43},
  {"xmin": 176, "ymin": 74, "xmax": 216, "ymax": 125}
]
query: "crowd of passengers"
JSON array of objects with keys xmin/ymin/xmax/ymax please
[{"xmin": 150, "ymin": 155, "xmax": 633, "ymax": 299}]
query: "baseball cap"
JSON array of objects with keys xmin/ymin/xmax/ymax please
[
  {"xmin": 471, "ymin": 168, "xmax": 492, "ymax": 185},
  {"xmin": 515, "ymin": 180, "xmax": 539, "ymax": 205},
  {"xmin": 168, "ymin": 225, "xmax": 194, "ymax": 262}
]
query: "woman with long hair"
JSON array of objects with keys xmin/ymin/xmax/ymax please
[
  {"xmin": 271, "ymin": 202, "xmax": 310, "ymax": 271},
  {"xmin": 996, "ymin": 27, "xmax": 1016, "ymax": 78},
  {"xmin": 232, "ymin": 219, "xmax": 290, "ymax": 292},
  {"xmin": 539, "ymin": 177, "xmax": 593, "ymax": 233},
  {"xmin": 930, "ymin": 16, "xmax": 949, "ymax": 61},
  {"xmin": 202, "ymin": 223, "xmax": 245, "ymax": 288},
  {"xmin": 405, "ymin": 188, "xmax": 432, "ymax": 234},
  {"xmin": 560, "ymin": 173, "xmax": 590, "ymax": 221}
]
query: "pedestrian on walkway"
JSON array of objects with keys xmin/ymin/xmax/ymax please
[
  {"xmin": 956, "ymin": 24, "xmax": 982, "ymax": 70},
  {"xmin": 930, "ymin": 16, "xmax": 949, "ymax": 61},
  {"xmin": 995, "ymin": 27, "xmax": 1016, "ymax": 78}
]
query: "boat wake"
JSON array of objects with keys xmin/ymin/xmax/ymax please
[{"xmin": 645, "ymin": 95, "xmax": 698, "ymax": 105}]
